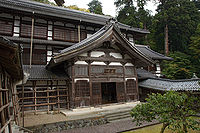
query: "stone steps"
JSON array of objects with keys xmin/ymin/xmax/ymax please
[{"xmin": 105, "ymin": 109, "xmax": 132, "ymax": 123}]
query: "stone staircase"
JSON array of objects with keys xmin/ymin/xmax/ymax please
[{"xmin": 104, "ymin": 109, "xmax": 132, "ymax": 123}]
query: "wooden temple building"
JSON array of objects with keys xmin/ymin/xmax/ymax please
[
  {"xmin": 0, "ymin": 0, "xmax": 199, "ymax": 130},
  {"xmin": 0, "ymin": 36, "xmax": 23, "ymax": 133}
]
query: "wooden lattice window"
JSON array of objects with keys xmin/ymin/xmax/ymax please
[
  {"xmin": 75, "ymin": 80, "xmax": 90, "ymax": 97},
  {"xmin": 20, "ymin": 22, "xmax": 47, "ymax": 39},
  {"xmin": 126, "ymin": 79, "xmax": 137, "ymax": 94},
  {"xmin": 0, "ymin": 18, "xmax": 13, "ymax": 36}
]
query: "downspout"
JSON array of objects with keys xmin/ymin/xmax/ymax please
[
  {"xmin": 78, "ymin": 20, "xmax": 81, "ymax": 42},
  {"xmin": 29, "ymin": 11, "xmax": 34, "ymax": 68}
]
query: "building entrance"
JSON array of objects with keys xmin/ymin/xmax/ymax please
[{"xmin": 101, "ymin": 82, "xmax": 117, "ymax": 104}]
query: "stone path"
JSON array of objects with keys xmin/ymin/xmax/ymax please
[{"xmin": 57, "ymin": 119, "xmax": 159, "ymax": 133}]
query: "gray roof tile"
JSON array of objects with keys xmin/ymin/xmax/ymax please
[
  {"xmin": 23, "ymin": 65, "xmax": 68, "ymax": 80},
  {"xmin": 135, "ymin": 45, "xmax": 173, "ymax": 61},
  {"xmin": 139, "ymin": 78, "xmax": 200, "ymax": 91}
]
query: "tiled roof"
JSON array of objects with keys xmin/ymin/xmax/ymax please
[
  {"xmin": 23, "ymin": 65, "xmax": 68, "ymax": 80},
  {"xmin": 0, "ymin": 0, "xmax": 149, "ymax": 34},
  {"xmin": 47, "ymin": 22, "xmax": 155, "ymax": 69},
  {"xmin": 139, "ymin": 78, "xmax": 200, "ymax": 91},
  {"xmin": 135, "ymin": 45, "xmax": 173, "ymax": 61},
  {"xmin": 136, "ymin": 69, "xmax": 157, "ymax": 79}
]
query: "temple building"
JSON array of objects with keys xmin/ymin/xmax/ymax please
[{"xmin": 0, "ymin": 0, "xmax": 199, "ymax": 130}]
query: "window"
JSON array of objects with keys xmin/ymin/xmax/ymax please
[
  {"xmin": 20, "ymin": 21, "xmax": 47, "ymax": 39},
  {"xmin": 75, "ymin": 80, "xmax": 90, "ymax": 97},
  {"xmin": 126, "ymin": 79, "xmax": 136, "ymax": 94},
  {"xmin": 0, "ymin": 18, "xmax": 13, "ymax": 36}
]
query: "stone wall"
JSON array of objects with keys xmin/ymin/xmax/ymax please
[{"xmin": 27, "ymin": 116, "xmax": 108, "ymax": 133}]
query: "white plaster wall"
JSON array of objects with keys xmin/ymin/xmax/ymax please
[
  {"xmin": 75, "ymin": 61, "xmax": 88, "ymax": 65},
  {"xmin": 91, "ymin": 61, "xmax": 106, "ymax": 65},
  {"xmin": 74, "ymin": 78, "xmax": 89, "ymax": 83},
  {"xmin": 125, "ymin": 78, "xmax": 136, "ymax": 81},
  {"xmin": 91, "ymin": 51, "xmax": 105, "ymax": 57},
  {"xmin": 125, "ymin": 63, "xmax": 134, "ymax": 66},
  {"xmin": 109, "ymin": 62, "xmax": 122, "ymax": 66},
  {"xmin": 110, "ymin": 52, "xmax": 122, "ymax": 59}
]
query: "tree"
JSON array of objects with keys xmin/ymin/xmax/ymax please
[
  {"xmin": 161, "ymin": 52, "xmax": 193, "ymax": 79},
  {"xmin": 131, "ymin": 91, "xmax": 200, "ymax": 133},
  {"xmin": 153, "ymin": 0, "xmax": 200, "ymax": 54},
  {"xmin": 66, "ymin": 5, "xmax": 90, "ymax": 12},
  {"xmin": 189, "ymin": 24, "xmax": 200, "ymax": 77},
  {"xmin": 88, "ymin": 0, "xmax": 103, "ymax": 15}
]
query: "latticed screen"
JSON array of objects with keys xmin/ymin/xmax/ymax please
[
  {"xmin": 53, "ymin": 27, "xmax": 78, "ymax": 42},
  {"xmin": 126, "ymin": 79, "xmax": 137, "ymax": 94},
  {"xmin": 20, "ymin": 22, "xmax": 47, "ymax": 39},
  {"xmin": 0, "ymin": 19, "xmax": 13, "ymax": 36},
  {"xmin": 53, "ymin": 27, "xmax": 87, "ymax": 42},
  {"xmin": 75, "ymin": 80, "xmax": 90, "ymax": 97}
]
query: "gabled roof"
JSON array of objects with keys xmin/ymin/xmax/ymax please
[
  {"xmin": 135, "ymin": 44, "xmax": 173, "ymax": 61},
  {"xmin": 0, "ymin": 0, "xmax": 149, "ymax": 35},
  {"xmin": 47, "ymin": 22, "xmax": 155, "ymax": 69},
  {"xmin": 0, "ymin": 36, "xmax": 23, "ymax": 79},
  {"xmin": 139, "ymin": 78, "xmax": 200, "ymax": 91}
]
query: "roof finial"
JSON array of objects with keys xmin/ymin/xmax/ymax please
[{"xmin": 106, "ymin": 18, "xmax": 118, "ymax": 26}]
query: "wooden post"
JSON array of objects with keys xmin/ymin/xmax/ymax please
[
  {"xmin": 123, "ymin": 65, "xmax": 127, "ymax": 102},
  {"xmin": 88, "ymin": 61, "xmax": 93, "ymax": 106},
  {"xmin": 29, "ymin": 13, "xmax": 34, "ymax": 68},
  {"xmin": 0, "ymin": 91, "xmax": 6, "ymax": 133},
  {"xmin": 71, "ymin": 65, "xmax": 75, "ymax": 108},
  {"xmin": 34, "ymin": 81, "xmax": 37, "ymax": 114},
  {"xmin": 57, "ymin": 80, "xmax": 60, "ymax": 113},
  {"xmin": 22, "ymin": 83, "xmax": 25, "ymax": 127},
  {"xmin": 78, "ymin": 25, "xmax": 81, "ymax": 42},
  {"xmin": 66, "ymin": 80, "xmax": 69, "ymax": 109},
  {"xmin": 47, "ymin": 81, "xmax": 49, "ymax": 114}
]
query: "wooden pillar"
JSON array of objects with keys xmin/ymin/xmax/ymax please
[
  {"xmin": 47, "ymin": 81, "xmax": 49, "ymax": 114},
  {"xmin": 89, "ymin": 63, "xmax": 93, "ymax": 106},
  {"xmin": 5, "ymin": 81, "xmax": 12, "ymax": 133},
  {"xmin": 57, "ymin": 80, "xmax": 60, "ymax": 113},
  {"xmin": 71, "ymin": 65, "xmax": 75, "ymax": 108},
  {"xmin": 66, "ymin": 80, "xmax": 69, "ymax": 109},
  {"xmin": 22, "ymin": 83, "xmax": 25, "ymax": 127},
  {"xmin": 123, "ymin": 65, "xmax": 127, "ymax": 102},
  {"xmin": 33, "ymin": 81, "xmax": 37, "ymax": 114},
  {"xmin": 0, "ymin": 91, "xmax": 6, "ymax": 133},
  {"xmin": 135, "ymin": 68, "xmax": 139, "ymax": 100}
]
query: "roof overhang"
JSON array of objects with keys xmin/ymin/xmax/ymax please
[{"xmin": 47, "ymin": 23, "xmax": 155, "ymax": 69}]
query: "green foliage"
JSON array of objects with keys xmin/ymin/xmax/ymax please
[
  {"xmin": 131, "ymin": 91, "xmax": 200, "ymax": 133},
  {"xmin": 162, "ymin": 52, "xmax": 193, "ymax": 79},
  {"xmin": 66, "ymin": 5, "xmax": 90, "ymax": 12},
  {"xmin": 115, "ymin": 0, "xmax": 153, "ymax": 29},
  {"xmin": 88, "ymin": 0, "xmax": 103, "ymax": 15},
  {"xmin": 153, "ymin": 0, "xmax": 200, "ymax": 53}
]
